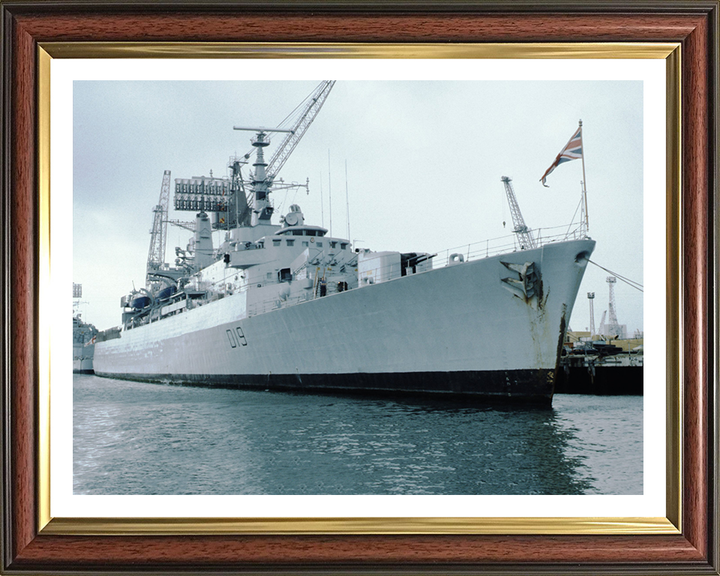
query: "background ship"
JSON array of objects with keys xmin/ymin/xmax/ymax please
[
  {"xmin": 93, "ymin": 81, "xmax": 595, "ymax": 404},
  {"xmin": 73, "ymin": 283, "xmax": 97, "ymax": 373}
]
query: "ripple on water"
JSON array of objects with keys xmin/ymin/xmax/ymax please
[{"xmin": 74, "ymin": 375, "xmax": 642, "ymax": 495}]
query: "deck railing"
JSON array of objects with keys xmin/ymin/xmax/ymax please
[{"xmin": 434, "ymin": 224, "xmax": 588, "ymax": 268}]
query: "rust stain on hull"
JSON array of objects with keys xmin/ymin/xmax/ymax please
[{"xmin": 552, "ymin": 304, "xmax": 568, "ymax": 396}]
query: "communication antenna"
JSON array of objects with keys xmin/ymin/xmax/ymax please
[
  {"xmin": 319, "ymin": 171, "xmax": 324, "ymax": 228},
  {"xmin": 345, "ymin": 160, "xmax": 351, "ymax": 241},
  {"xmin": 328, "ymin": 150, "xmax": 333, "ymax": 236}
]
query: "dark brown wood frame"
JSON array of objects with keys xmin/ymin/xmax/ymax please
[{"xmin": 1, "ymin": 1, "xmax": 717, "ymax": 573}]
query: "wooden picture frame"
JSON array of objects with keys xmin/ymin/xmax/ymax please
[{"xmin": 1, "ymin": 1, "xmax": 717, "ymax": 573}]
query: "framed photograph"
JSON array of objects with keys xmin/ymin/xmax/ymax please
[{"xmin": 1, "ymin": 1, "xmax": 717, "ymax": 574}]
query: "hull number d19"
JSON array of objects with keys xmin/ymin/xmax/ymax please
[{"xmin": 226, "ymin": 326, "xmax": 248, "ymax": 348}]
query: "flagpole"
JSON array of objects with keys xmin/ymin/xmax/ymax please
[{"xmin": 579, "ymin": 119, "xmax": 589, "ymax": 234}]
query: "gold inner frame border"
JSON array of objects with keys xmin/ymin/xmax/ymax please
[{"xmin": 37, "ymin": 41, "xmax": 681, "ymax": 536}]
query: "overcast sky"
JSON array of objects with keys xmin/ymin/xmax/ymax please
[{"xmin": 73, "ymin": 79, "xmax": 644, "ymax": 333}]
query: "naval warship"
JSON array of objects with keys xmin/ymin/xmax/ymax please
[
  {"xmin": 93, "ymin": 82, "xmax": 595, "ymax": 404},
  {"xmin": 73, "ymin": 283, "xmax": 98, "ymax": 373}
]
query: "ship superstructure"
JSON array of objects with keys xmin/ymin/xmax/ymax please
[{"xmin": 94, "ymin": 82, "xmax": 595, "ymax": 404}]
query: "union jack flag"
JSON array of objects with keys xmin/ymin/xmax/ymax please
[{"xmin": 540, "ymin": 125, "xmax": 583, "ymax": 187}]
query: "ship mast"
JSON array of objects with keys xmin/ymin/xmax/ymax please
[
  {"xmin": 232, "ymin": 127, "xmax": 294, "ymax": 226},
  {"xmin": 233, "ymin": 80, "xmax": 336, "ymax": 228}
]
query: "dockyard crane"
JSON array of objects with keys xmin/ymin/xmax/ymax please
[
  {"xmin": 166, "ymin": 219, "xmax": 196, "ymax": 233},
  {"xmin": 501, "ymin": 176, "xmax": 536, "ymax": 250},
  {"xmin": 598, "ymin": 310, "xmax": 607, "ymax": 336},
  {"xmin": 265, "ymin": 81, "xmax": 335, "ymax": 183},
  {"xmin": 146, "ymin": 170, "xmax": 172, "ymax": 285}
]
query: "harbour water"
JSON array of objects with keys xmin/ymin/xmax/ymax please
[{"xmin": 74, "ymin": 374, "xmax": 642, "ymax": 495}]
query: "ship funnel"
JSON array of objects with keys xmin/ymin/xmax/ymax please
[{"xmin": 193, "ymin": 212, "xmax": 214, "ymax": 269}]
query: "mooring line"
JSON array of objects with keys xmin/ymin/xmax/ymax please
[{"xmin": 588, "ymin": 260, "xmax": 644, "ymax": 292}]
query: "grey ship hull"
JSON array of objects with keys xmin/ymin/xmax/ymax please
[{"xmin": 94, "ymin": 239, "xmax": 594, "ymax": 403}]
